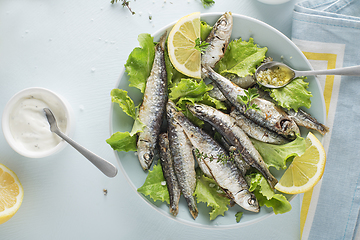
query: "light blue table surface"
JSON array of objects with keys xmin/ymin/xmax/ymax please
[{"xmin": 0, "ymin": 0, "xmax": 304, "ymax": 239}]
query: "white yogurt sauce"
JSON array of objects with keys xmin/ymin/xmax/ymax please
[{"xmin": 9, "ymin": 92, "xmax": 67, "ymax": 153}]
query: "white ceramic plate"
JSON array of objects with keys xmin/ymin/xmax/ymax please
[{"xmin": 109, "ymin": 12, "xmax": 326, "ymax": 228}]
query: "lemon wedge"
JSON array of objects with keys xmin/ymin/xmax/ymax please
[
  {"xmin": 167, "ymin": 12, "xmax": 201, "ymax": 79},
  {"xmin": 275, "ymin": 132, "xmax": 326, "ymax": 194},
  {"xmin": 0, "ymin": 164, "xmax": 24, "ymax": 224}
]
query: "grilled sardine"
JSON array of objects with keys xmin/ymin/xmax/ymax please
[
  {"xmin": 137, "ymin": 32, "xmax": 168, "ymax": 170},
  {"xmin": 167, "ymin": 101, "xmax": 198, "ymax": 219}
]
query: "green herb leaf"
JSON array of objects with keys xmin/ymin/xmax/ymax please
[
  {"xmin": 111, "ymin": 0, "xmax": 135, "ymax": 15},
  {"xmin": 237, "ymin": 88, "xmax": 260, "ymax": 113},
  {"xmin": 193, "ymin": 37, "xmax": 210, "ymax": 54},
  {"xmin": 194, "ymin": 168, "xmax": 230, "ymax": 220},
  {"xmin": 235, "ymin": 212, "xmax": 243, "ymax": 223},
  {"xmin": 201, "ymin": 0, "xmax": 215, "ymax": 8},
  {"xmin": 137, "ymin": 161, "xmax": 170, "ymax": 204},
  {"xmin": 125, "ymin": 33, "xmax": 155, "ymax": 93}
]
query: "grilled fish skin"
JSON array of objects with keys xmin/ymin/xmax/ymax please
[
  {"xmin": 230, "ymin": 109, "xmax": 289, "ymax": 145},
  {"xmin": 255, "ymin": 85, "xmax": 329, "ymax": 135},
  {"xmin": 159, "ymin": 133, "xmax": 181, "ymax": 216},
  {"xmin": 221, "ymin": 138, "xmax": 251, "ymax": 177},
  {"xmin": 166, "ymin": 101, "xmax": 198, "ymax": 219},
  {"xmin": 137, "ymin": 32, "xmax": 168, "ymax": 170},
  {"xmin": 203, "ymin": 65, "xmax": 300, "ymax": 139},
  {"xmin": 284, "ymin": 108, "xmax": 329, "ymax": 135},
  {"xmin": 201, "ymin": 12, "xmax": 233, "ymax": 69},
  {"xmin": 187, "ymin": 103, "xmax": 278, "ymax": 189},
  {"xmin": 171, "ymin": 109, "xmax": 259, "ymax": 212}
]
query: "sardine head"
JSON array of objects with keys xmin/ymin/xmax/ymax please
[
  {"xmin": 234, "ymin": 190, "xmax": 260, "ymax": 213},
  {"xmin": 186, "ymin": 103, "xmax": 206, "ymax": 120},
  {"xmin": 279, "ymin": 118, "xmax": 300, "ymax": 139},
  {"xmin": 137, "ymin": 140, "xmax": 154, "ymax": 170},
  {"xmin": 166, "ymin": 100, "xmax": 178, "ymax": 118}
]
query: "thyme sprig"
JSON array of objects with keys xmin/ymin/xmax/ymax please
[
  {"xmin": 201, "ymin": 0, "xmax": 215, "ymax": 8},
  {"xmin": 237, "ymin": 88, "xmax": 261, "ymax": 113},
  {"xmin": 193, "ymin": 38, "xmax": 210, "ymax": 54},
  {"xmin": 111, "ymin": 0, "xmax": 135, "ymax": 15},
  {"xmin": 194, "ymin": 148, "xmax": 240, "ymax": 165}
]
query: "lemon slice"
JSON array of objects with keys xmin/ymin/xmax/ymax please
[
  {"xmin": 0, "ymin": 164, "xmax": 24, "ymax": 224},
  {"xmin": 275, "ymin": 132, "xmax": 326, "ymax": 194},
  {"xmin": 167, "ymin": 12, "xmax": 201, "ymax": 79}
]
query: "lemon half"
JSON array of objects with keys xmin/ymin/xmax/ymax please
[
  {"xmin": 167, "ymin": 12, "xmax": 201, "ymax": 79},
  {"xmin": 0, "ymin": 164, "xmax": 24, "ymax": 224},
  {"xmin": 275, "ymin": 132, "xmax": 326, "ymax": 194}
]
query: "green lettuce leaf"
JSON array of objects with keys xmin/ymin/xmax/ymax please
[
  {"xmin": 200, "ymin": 20, "xmax": 213, "ymax": 41},
  {"xmin": 201, "ymin": 92, "xmax": 228, "ymax": 110},
  {"xmin": 169, "ymin": 78, "xmax": 226, "ymax": 126},
  {"xmin": 164, "ymin": 45, "xmax": 174, "ymax": 87},
  {"xmin": 137, "ymin": 161, "xmax": 170, "ymax": 204},
  {"xmin": 106, "ymin": 131, "xmax": 137, "ymax": 152},
  {"xmin": 270, "ymin": 77, "xmax": 312, "ymax": 112},
  {"xmin": 125, "ymin": 33, "xmax": 155, "ymax": 93},
  {"xmin": 217, "ymin": 38, "xmax": 267, "ymax": 77},
  {"xmin": 169, "ymin": 78, "xmax": 213, "ymax": 104},
  {"xmin": 194, "ymin": 169, "xmax": 230, "ymax": 220},
  {"xmin": 249, "ymin": 173, "xmax": 292, "ymax": 214},
  {"xmin": 251, "ymin": 135, "xmax": 306, "ymax": 170},
  {"xmin": 111, "ymin": 89, "xmax": 136, "ymax": 119},
  {"xmin": 108, "ymin": 87, "xmax": 145, "ymax": 152}
]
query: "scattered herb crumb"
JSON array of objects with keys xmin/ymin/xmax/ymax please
[
  {"xmin": 201, "ymin": 0, "xmax": 215, "ymax": 8},
  {"xmin": 193, "ymin": 38, "xmax": 210, "ymax": 54},
  {"xmin": 194, "ymin": 148, "xmax": 239, "ymax": 164},
  {"xmin": 235, "ymin": 211, "xmax": 243, "ymax": 223},
  {"xmin": 111, "ymin": 0, "xmax": 135, "ymax": 15}
]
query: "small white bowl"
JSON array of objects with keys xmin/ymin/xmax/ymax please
[{"xmin": 2, "ymin": 87, "xmax": 74, "ymax": 158}]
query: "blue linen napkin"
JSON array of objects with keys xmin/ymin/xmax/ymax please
[{"xmin": 291, "ymin": 1, "xmax": 360, "ymax": 239}]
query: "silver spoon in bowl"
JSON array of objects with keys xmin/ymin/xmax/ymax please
[
  {"xmin": 43, "ymin": 108, "xmax": 118, "ymax": 178},
  {"xmin": 255, "ymin": 61, "xmax": 360, "ymax": 88}
]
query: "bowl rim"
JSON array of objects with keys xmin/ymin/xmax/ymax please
[{"xmin": 2, "ymin": 87, "xmax": 74, "ymax": 158}]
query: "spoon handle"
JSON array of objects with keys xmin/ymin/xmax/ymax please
[
  {"xmin": 54, "ymin": 129, "xmax": 118, "ymax": 178},
  {"xmin": 296, "ymin": 65, "xmax": 360, "ymax": 77}
]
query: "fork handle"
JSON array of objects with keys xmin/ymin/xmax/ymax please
[{"xmin": 55, "ymin": 130, "xmax": 118, "ymax": 178}]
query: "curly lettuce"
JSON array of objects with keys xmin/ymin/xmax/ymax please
[
  {"xmin": 137, "ymin": 161, "xmax": 170, "ymax": 204},
  {"xmin": 249, "ymin": 173, "xmax": 292, "ymax": 214},
  {"xmin": 217, "ymin": 38, "xmax": 267, "ymax": 77},
  {"xmin": 125, "ymin": 33, "xmax": 155, "ymax": 93},
  {"xmin": 194, "ymin": 169, "xmax": 230, "ymax": 220},
  {"xmin": 251, "ymin": 135, "xmax": 306, "ymax": 170},
  {"xmin": 106, "ymin": 89, "xmax": 145, "ymax": 152},
  {"xmin": 169, "ymin": 78, "xmax": 227, "ymax": 126},
  {"xmin": 270, "ymin": 77, "xmax": 312, "ymax": 112}
]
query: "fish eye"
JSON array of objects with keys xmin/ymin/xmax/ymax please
[
  {"xmin": 194, "ymin": 105, "xmax": 203, "ymax": 113},
  {"xmin": 248, "ymin": 197, "xmax": 256, "ymax": 206},
  {"xmin": 143, "ymin": 152, "xmax": 153, "ymax": 162}
]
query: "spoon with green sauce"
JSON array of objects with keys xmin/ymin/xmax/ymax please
[{"xmin": 255, "ymin": 61, "xmax": 360, "ymax": 88}]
